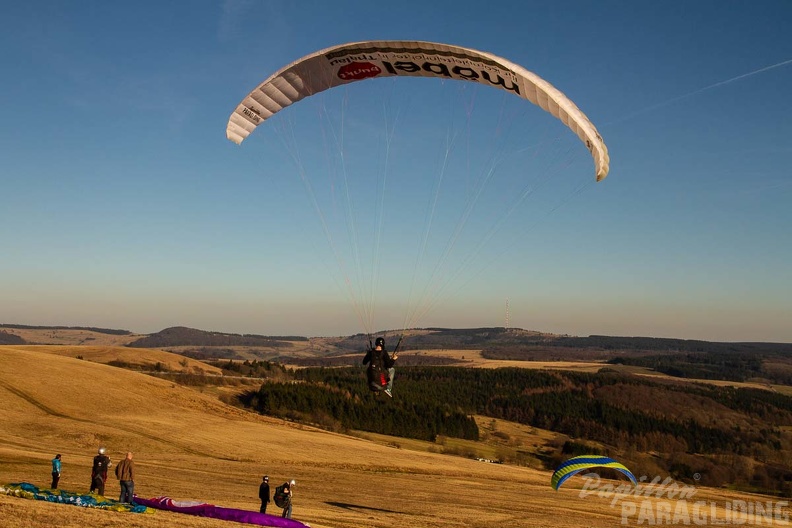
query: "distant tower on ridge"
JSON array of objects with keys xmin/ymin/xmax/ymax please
[{"xmin": 505, "ymin": 298, "xmax": 510, "ymax": 329}]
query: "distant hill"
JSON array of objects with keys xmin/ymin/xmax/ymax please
[
  {"xmin": 0, "ymin": 323, "xmax": 132, "ymax": 335},
  {"xmin": 328, "ymin": 327, "xmax": 556, "ymax": 353},
  {"xmin": 5, "ymin": 322, "xmax": 792, "ymax": 383},
  {"xmin": 0, "ymin": 330, "xmax": 25, "ymax": 345},
  {"xmin": 126, "ymin": 326, "xmax": 307, "ymax": 348},
  {"xmin": 5, "ymin": 322, "xmax": 789, "ymax": 352},
  {"xmin": 0, "ymin": 324, "xmax": 142, "ymax": 347}
]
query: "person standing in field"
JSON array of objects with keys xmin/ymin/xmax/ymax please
[
  {"xmin": 51, "ymin": 454, "xmax": 62, "ymax": 489},
  {"xmin": 258, "ymin": 475, "xmax": 270, "ymax": 513},
  {"xmin": 90, "ymin": 447, "xmax": 112, "ymax": 496},
  {"xmin": 274, "ymin": 479, "xmax": 296, "ymax": 518},
  {"xmin": 115, "ymin": 452, "xmax": 135, "ymax": 503}
]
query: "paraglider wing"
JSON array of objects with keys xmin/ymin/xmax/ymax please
[
  {"xmin": 134, "ymin": 495, "xmax": 309, "ymax": 528},
  {"xmin": 226, "ymin": 40, "xmax": 609, "ymax": 181},
  {"xmin": 551, "ymin": 455, "xmax": 637, "ymax": 490}
]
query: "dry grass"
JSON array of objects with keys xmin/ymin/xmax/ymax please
[
  {"xmin": 3, "ymin": 345, "xmax": 223, "ymax": 374},
  {"xmin": 0, "ymin": 328, "xmax": 144, "ymax": 346},
  {"xmin": 0, "ymin": 346, "xmax": 788, "ymax": 528}
]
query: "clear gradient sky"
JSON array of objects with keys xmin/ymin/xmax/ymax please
[{"xmin": 2, "ymin": 1, "xmax": 791, "ymax": 342}]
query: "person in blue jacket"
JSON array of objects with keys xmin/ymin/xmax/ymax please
[{"xmin": 51, "ymin": 454, "xmax": 62, "ymax": 489}]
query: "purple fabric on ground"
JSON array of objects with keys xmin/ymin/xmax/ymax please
[{"xmin": 133, "ymin": 496, "xmax": 308, "ymax": 527}]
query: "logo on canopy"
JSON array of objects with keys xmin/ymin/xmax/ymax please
[{"xmin": 337, "ymin": 61, "xmax": 382, "ymax": 81}]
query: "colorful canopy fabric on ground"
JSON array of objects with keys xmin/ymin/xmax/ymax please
[
  {"xmin": 551, "ymin": 455, "xmax": 638, "ymax": 490},
  {"xmin": 1, "ymin": 482, "xmax": 149, "ymax": 513},
  {"xmin": 134, "ymin": 495, "xmax": 309, "ymax": 527}
]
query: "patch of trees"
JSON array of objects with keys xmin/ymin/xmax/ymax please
[
  {"xmin": 481, "ymin": 346, "xmax": 621, "ymax": 362},
  {"xmin": 546, "ymin": 336, "xmax": 792, "ymax": 354},
  {"xmin": 207, "ymin": 359, "xmax": 290, "ymax": 379},
  {"xmin": 608, "ymin": 352, "xmax": 792, "ymax": 384},
  {"xmin": 175, "ymin": 348, "xmax": 241, "ymax": 360},
  {"xmin": 482, "ymin": 336, "xmax": 792, "ymax": 361},
  {"xmin": 240, "ymin": 379, "xmax": 479, "ymax": 442}
]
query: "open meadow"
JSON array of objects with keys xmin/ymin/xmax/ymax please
[{"xmin": 1, "ymin": 345, "xmax": 789, "ymax": 527}]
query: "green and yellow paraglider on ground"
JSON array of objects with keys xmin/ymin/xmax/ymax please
[
  {"xmin": 551, "ymin": 455, "xmax": 637, "ymax": 490},
  {"xmin": 1, "ymin": 482, "xmax": 150, "ymax": 514}
]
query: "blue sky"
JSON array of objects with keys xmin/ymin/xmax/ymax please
[{"xmin": 1, "ymin": 1, "xmax": 790, "ymax": 341}]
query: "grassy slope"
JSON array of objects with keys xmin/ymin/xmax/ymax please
[
  {"xmin": 0, "ymin": 346, "xmax": 785, "ymax": 528},
  {"xmin": 3, "ymin": 345, "xmax": 224, "ymax": 374},
  {"xmin": 0, "ymin": 328, "xmax": 143, "ymax": 346}
]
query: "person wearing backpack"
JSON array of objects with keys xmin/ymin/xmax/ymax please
[
  {"xmin": 90, "ymin": 447, "xmax": 112, "ymax": 496},
  {"xmin": 274, "ymin": 479, "xmax": 296, "ymax": 518},
  {"xmin": 362, "ymin": 337, "xmax": 399, "ymax": 397}
]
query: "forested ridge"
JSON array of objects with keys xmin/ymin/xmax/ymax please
[
  {"xmin": 239, "ymin": 366, "xmax": 792, "ymax": 495},
  {"xmin": 607, "ymin": 352, "xmax": 792, "ymax": 384}
]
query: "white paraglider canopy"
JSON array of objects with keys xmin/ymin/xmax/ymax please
[{"xmin": 226, "ymin": 40, "xmax": 609, "ymax": 181}]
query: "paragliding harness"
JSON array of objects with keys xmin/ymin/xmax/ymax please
[
  {"xmin": 273, "ymin": 484, "xmax": 290, "ymax": 508},
  {"xmin": 92, "ymin": 455, "xmax": 109, "ymax": 477},
  {"xmin": 365, "ymin": 335, "xmax": 402, "ymax": 392},
  {"xmin": 90, "ymin": 454, "xmax": 110, "ymax": 493}
]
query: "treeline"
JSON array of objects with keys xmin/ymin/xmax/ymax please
[
  {"xmin": 538, "ymin": 335, "xmax": 792, "ymax": 354},
  {"xmin": 176, "ymin": 347, "xmax": 239, "ymax": 360},
  {"xmin": 288, "ymin": 353, "xmax": 462, "ymax": 368},
  {"xmin": 479, "ymin": 334, "xmax": 792, "ymax": 357},
  {"xmin": 608, "ymin": 353, "xmax": 764, "ymax": 382},
  {"xmin": 337, "ymin": 329, "xmax": 792, "ymax": 358},
  {"xmin": 493, "ymin": 370, "xmax": 792, "ymax": 453},
  {"xmin": 400, "ymin": 327, "xmax": 515, "ymax": 348},
  {"xmin": 239, "ymin": 367, "xmax": 480, "ymax": 441},
  {"xmin": 207, "ymin": 359, "xmax": 290, "ymax": 379},
  {"xmin": 127, "ymin": 326, "xmax": 305, "ymax": 348},
  {"xmin": 333, "ymin": 328, "xmax": 548, "ymax": 352},
  {"xmin": 481, "ymin": 335, "xmax": 792, "ymax": 384},
  {"xmin": 608, "ymin": 352, "xmax": 792, "ymax": 384},
  {"xmin": 238, "ymin": 366, "xmax": 792, "ymax": 494},
  {"xmin": 0, "ymin": 324, "xmax": 132, "ymax": 335}
]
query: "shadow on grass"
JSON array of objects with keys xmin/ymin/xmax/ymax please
[{"xmin": 325, "ymin": 501, "xmax": 401, "ymax": 514}]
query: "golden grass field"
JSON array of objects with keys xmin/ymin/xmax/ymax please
[{"xmin": 1, "ymin": 344, "xmax": 789, "ymax": 528}]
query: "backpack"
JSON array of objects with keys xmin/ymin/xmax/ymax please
[
  {"xmin": 273, "ymin": 484, "xmax": 289, "ymax": 508},
  {"xmin": 93, "ymin": 455, "xmax": 108, "ymax": 473}
]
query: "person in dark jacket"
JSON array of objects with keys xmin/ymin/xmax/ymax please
[
  {"xmin": 258, "ymin": 475, "xmax": 270, "ymax": 513},
  {"xmin": 90, "ymin": 447, "xmax": 112, "ymax": 496},
  {"xmin": 51, "ymin": 454, "xmax": 62, "ymax": 489},
  {"xmin": 362, "ymin": 337, "xmax": 398, "ymax": 397},
  {"xmin": 114, "ymin": 452, "xmax": 135, "ymax": 503}
]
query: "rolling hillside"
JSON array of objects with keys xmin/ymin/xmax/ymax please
[{"xmin": 1, "ymin": 345, "xmax": 787, "ymax": 527}]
